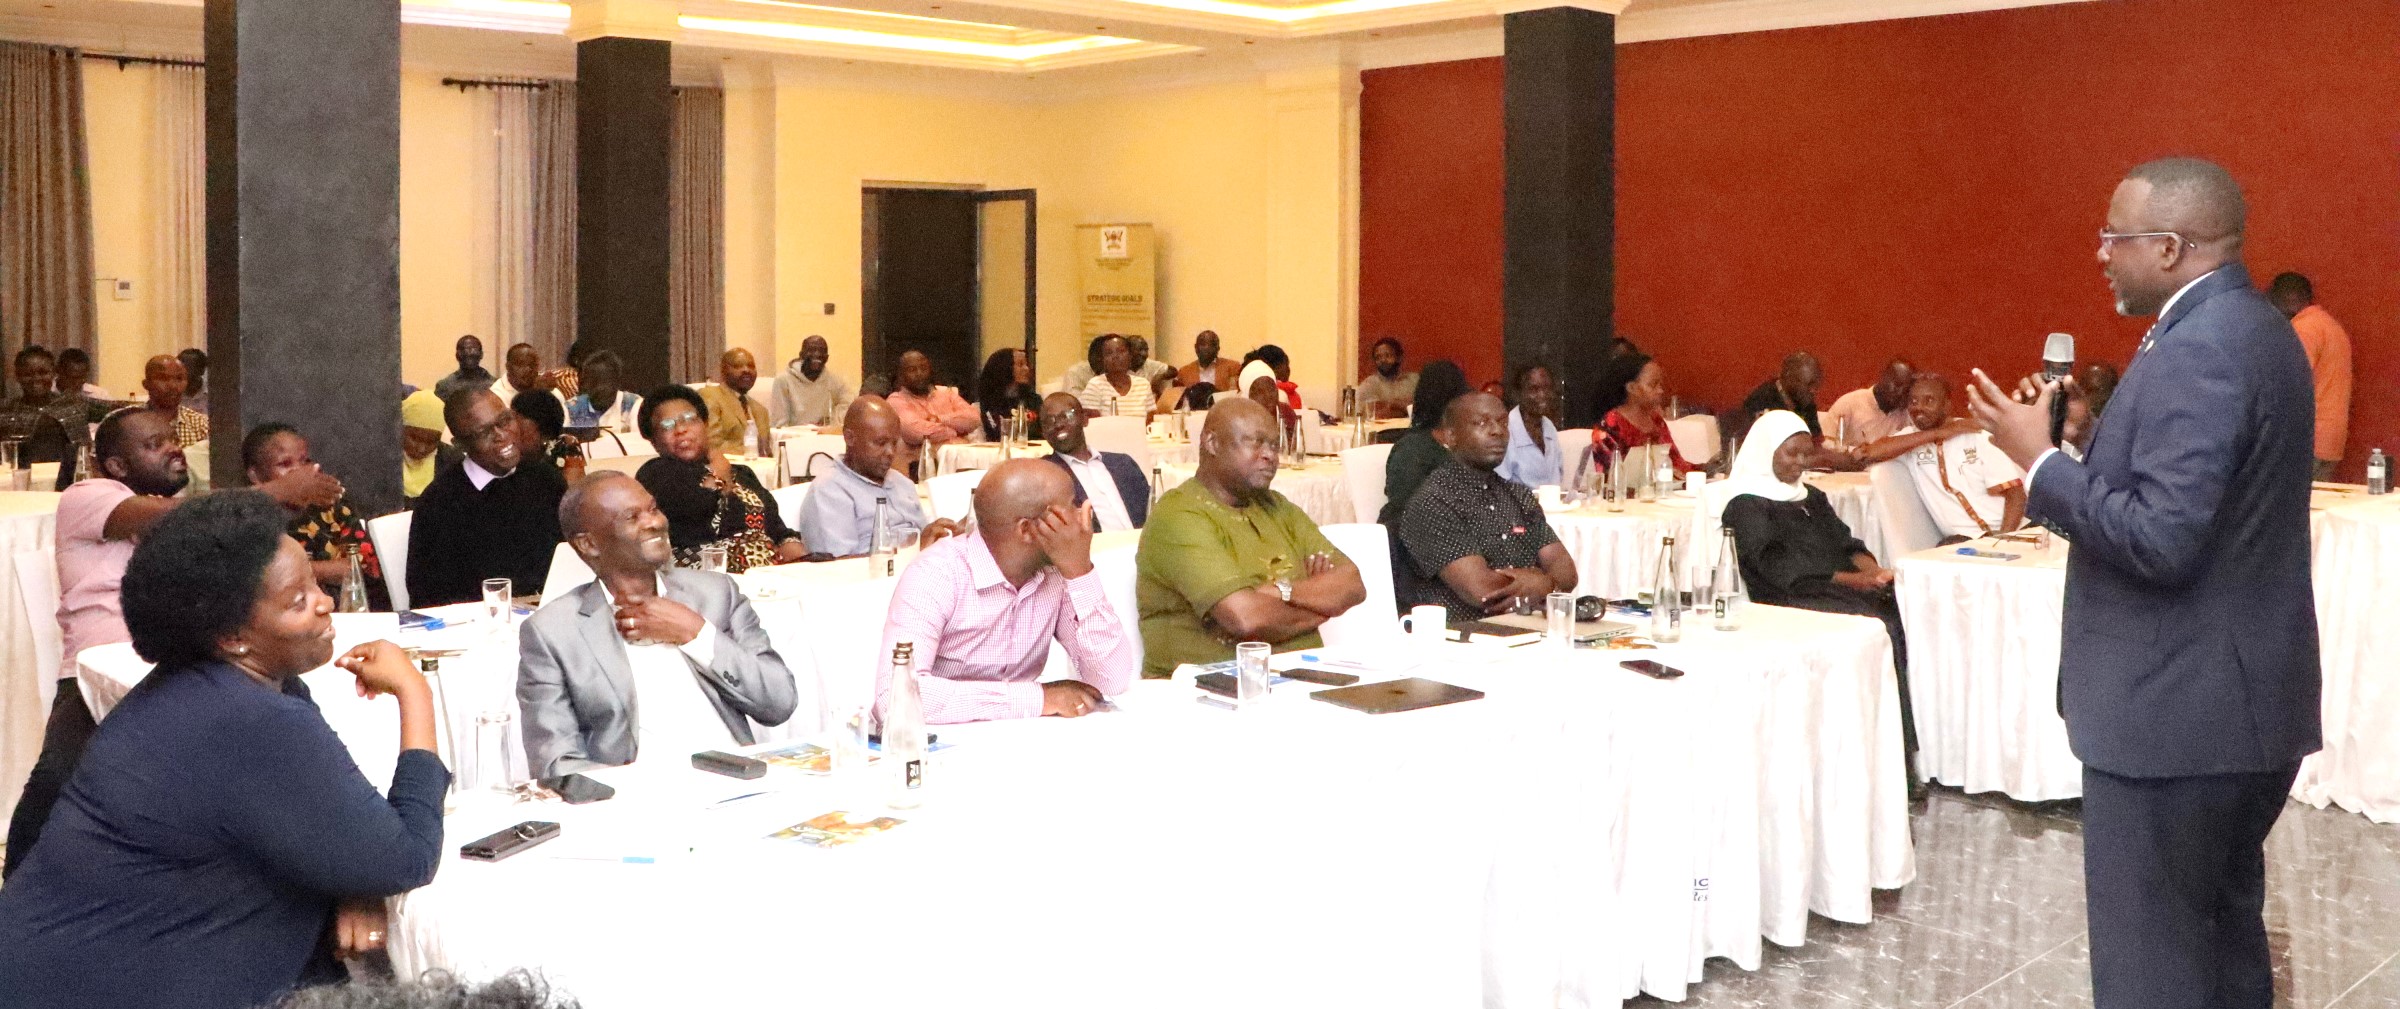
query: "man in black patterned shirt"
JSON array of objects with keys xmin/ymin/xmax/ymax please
[{"xmin": 1397, "ymin": 392, "xmax": 1578, "ymax": 620}]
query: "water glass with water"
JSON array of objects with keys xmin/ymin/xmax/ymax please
[
  {"xmin": 699, "ymin": 544, "xmax": 729, "ymax": 573},
  {"xmin": 473, "ymin": 710, "xmax": 523, "ymax": 793},
  {"xmin": 2, "ymin": 439, "xmax": 24, "ymax": 492},
  {"xmin": 1546, "ymin": 591, "xmax": 1575, "ymax": 648},
  {"xmin": 1235, "ymin": 641, "xmax": 1272, "ymax": 707},
  {"xmin": 481, "ymin": 578, "xmax": 512, "ymax": 628}
]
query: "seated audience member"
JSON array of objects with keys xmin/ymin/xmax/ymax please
[
  {"xmin": 1038, "ymin": 392, "xmax": 1149, "ymax": 532},
  {"xmin": 1238, "ymin": 359, "xmax": 1291, "ymax": 426},
  {"xmin": 798, "ymin": 396, "xmax": 960, "ymax": 557},
  {"xmin": 1824, "ymin": 359, "xmax": 1917, "ymax": 446},
  {"xmin": 0, "ymin": 492, "xmax": 447, "ymax": 1007},
  {"xmin": 55, "ymin": 347, "xmax": 109, "ymax": 400},
  {"xmin": 696, "ymin": 348, "xmax": 774, "ymax": 457},
  {"xmin": 1401, "ymin": 393, "xmax": 1578, "ymax": 620},
  {"xmin": 142, "ymin": 354, "xmax": 209, "ymax": 448},
  {"xmin": 1136, "ymin": 398, "xmax": 1365, "ymax": 677},
  {"xmin": 1059, "ymin": 337, "xmax": 1104, "ymax": 398},
  {"xmin": 1379, "ymin": 360, "xmax": 1471, "ymax": 525},
  {"xmin": 551, "ymin": 340, "xmax": 588, "ymax": 399},
  {"xmin": 1128, "ymin": 335, "xmax": 1175, "ymax": 396},
  {"xmin": 1731, "ymin": 352, "xmax": 1825, "ymax": 445},
  {"xmin": 432, "ymin": 335, "xmax": 495, "ymax": 404},
  {"xmin": 773, "ymin": 335, "xmax": 853, "ymax": 427},
  {"xmin": 2078, "ymin": 360, "xmax": 2121, "ymax": 419},
  {"xmin": 564, "ymin": 350, "xmax": 640, "ymax": 439},
  {"xmin": 1080, "ymin": 333, "xmax": 1156, "ymax": 418},
  {"xmin": 1495, "ymin": 363, "xmax": 1563, "ymax": 489},
  {"xmin": 406, "ymin": 390, "xmax": 566, "ymax": 606},
  {"xmin": 5, "ymin": 408, "xmax": 192, "ymax": 874},
  {"xmin": 1176, "ymin": 329, "xmax": 1241, "ymax": 394},
  {"xmin": 401, "ymin": 389, "xmax": 461, "ymax": 506},
  {"xmin": 242, "ymin": 423, "xmax": 387, "ymax": 610},
  {"xmin": 1177, "ymin": 382, "xmax": 1218, "ymax": 411},
  {"xmin": 490, "ymin": 342, "xmax": 561, "ymax": 407},
  {"xmin": 518, "ymin": 472, "xmax": 797, "ymax": 777},
  {"xmin": 1357, "ymin": 336, "xmax": 1418, "ymax": 419},
  {"xmin": 1244, "ymin": 344, "xmax": 1303, "ymax": 411},
  {"xmin": 886, "ymin": 349, "xmax": 979, "ymax": 460},
  {"xmin": 1719, "ymin": 410, "xmax": 1914, "ymax": 760},
  {"xmin": 1855, "ymin": 374, "xmax": 2025, "ymax": 540},
  {"xmin": 635, "ymin": 385, "xmax": 806, "ymax": 571},
  {"xmin": 0, "ymin": 345, "xmax": 101, "ymax": 463},
  {"xmin": 977, "ymin": 346, "xmax": 1042, "ymax": 441},
  {"xmin": 877, "ymin": 459, "xmax": 1133, "ymax": 724},
  {"xmin": 1591, "ymin": 352, "xmax": 1696, "ymax": 478},
  {"xmin": 511, "ymin": 390, "xmax": 585, "ymax": 481},
  {"xmin": 271, "ymin": 970, "xmax": 575, "ymax": 1009},
  {"xmin": 177, "ymin": 348, "xmax": 211, "ymax": 415}
]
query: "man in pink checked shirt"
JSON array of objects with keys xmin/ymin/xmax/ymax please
[{"xmin": 874, "ymin": 458, "xmax": 1135, "ymax": 725}]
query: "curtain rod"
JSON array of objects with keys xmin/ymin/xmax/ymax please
[
  {"xmin": 442, "ymin": 77, "xmax": 550, "ymax": 91},
  {"xmin": 81, "ymin": 52, "xmax": 202, "ymax": 70}
]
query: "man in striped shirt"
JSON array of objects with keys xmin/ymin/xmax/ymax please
[{"xmin": 874, "ymin": 459, "xmax": 1134, "ymax": 725}]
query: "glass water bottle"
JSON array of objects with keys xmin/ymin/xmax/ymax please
[
  {"xmin": 883, "ymin": 643, "xmax": 928, "ymax": 809},
  {"xmin": 1710, "ymin": 527, "xmax": 1746, "ymax": 632},
  {"xmin": 1650, "ymin": 535, "xmax": 1683, "ymax": 643},
  {"xmin": 869, "ymin": 496, "xmax": 896, "ymax": 577},
  {"xmin": 338, "ymin": 546, "xmax": 370, "ymax": 613}
]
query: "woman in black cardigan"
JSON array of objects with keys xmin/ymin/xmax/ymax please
[
  {"xmin": 635, "ymin": 384, "xmax": 807, "ymax": 572},
  {"xmin": 0, "ymin": 491, "xmax": 449, "ymax": 1009}
]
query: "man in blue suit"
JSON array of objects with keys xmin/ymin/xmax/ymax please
[
  {"xmin": 1969, "ymin": 157, "xmax": 2319, "ymax": 1009},
  {"xmin": 1038, "ymin": 392, "xmax": 1150, "ymax": 532}
]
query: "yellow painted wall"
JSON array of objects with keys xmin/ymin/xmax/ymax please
[
  {"xmin": 398, "ymin": 70, "xmax": 484, "ymax": 388},
  {"xmin": 81, "ymin": 63, "xmax": 159, "ymax": 397}
]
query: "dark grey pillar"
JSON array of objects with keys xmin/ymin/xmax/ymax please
[
  {"xmin": 205, "ymin": 0, "xmax": 403, "ymax": 514},
  {"xmin": 575, "ymin": 36, "xmax": 673, "ymax": 393},
  {"xmin": 1503, "ymin": 7, "xmax": 1615, "ymax": 428}
]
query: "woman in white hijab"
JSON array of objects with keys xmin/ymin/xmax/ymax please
[{"xmin": 1720, "ymin": 409, "xmax": 1916, "ymax": 764}]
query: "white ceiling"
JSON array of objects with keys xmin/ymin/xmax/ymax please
[{"xmin": 0, "ymin": 0, "xmax": 2092, "ymax": 89}]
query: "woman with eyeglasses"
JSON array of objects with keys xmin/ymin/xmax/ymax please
[{"xmin": 634, "ymin": 385, "xmax": 806, "ymax": 572}]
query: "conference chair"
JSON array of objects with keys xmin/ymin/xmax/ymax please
[
  {"xmin": 539, "ymin": 542, "xmax": 596, "ymax": 603},
  {"xmin": 1666, "ymin": 415, "xmax": 1719, "ymax": 467},
  {"xmin": 1866, "ymin": 460, "xmax": 1945, "ymax": 559},
  {"xmin": 1045, "ymin": 538, "xmax": 1144, "ymax": 678},
  {"xmin": 925, "ymin": 469, "xmax": 985, "ymax": 525},
  {"xmin": 1337, "ymin": 444, "xmax": 1392, "ymax": 527},
  {"xmin": 13, "ymin": 547, "xmax": 61, "ymax": 713},
  {"xmin": 771, "ymin": 483, "xmax": 812, "ymax": 533},
  {"xmin": 1556, "ymin": 428, "xmax": 1595, "ymax": 488},
  {"xmin": 1083, "ymin": 415, "xmax": 1152, "ymax": 475},
  {"xmin": 1316, "ymin": 523, "xmax": 1403, "ymax": 646},
  {"xmin": 1179, "ymin": 408, "xmax": 1209, "ymax": 442},
  {"xmin": 365, "ymin": 512, "xmax": 413, "ymax": 612}
]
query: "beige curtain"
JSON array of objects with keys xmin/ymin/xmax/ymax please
[
  {"xmin": 526, "ymin": 82, "xmax": 576, "ymax": 367},
  {"xmin": 668, "ymin": 86, "xmax": 724, "ymax": 384},
  {"xmin": 0, "ymin": 42, "xmax": 96, "ymax": 362},
  {"xmin": 150, "ymin": 63, "xmax": 204, "ymax": 356}
]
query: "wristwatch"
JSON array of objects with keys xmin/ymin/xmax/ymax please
[{"xmin": 1274, "ymin": 578, "xmax": 1294, "ymax": 603}]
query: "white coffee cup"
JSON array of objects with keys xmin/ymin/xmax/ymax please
[
  {"xmin": 1399, "ymin": 604, "xmax": 1447, "ymax": 646},
  {"xmin": 1684, "ymin": 472, "xmax": 1707, "ymax": 496},
  {"xmin": 1534, "ymin": 484, "xmax": 1563, "ymax": 511}
]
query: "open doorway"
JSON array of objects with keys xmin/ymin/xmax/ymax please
[{"xmin": 860, "ymin": 186, "xmax": 1036, "ymax": 392}]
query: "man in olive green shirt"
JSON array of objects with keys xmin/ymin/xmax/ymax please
[{"xmin": 1136, "ymin": 397, "xmax": 1367, "ymax": 677}]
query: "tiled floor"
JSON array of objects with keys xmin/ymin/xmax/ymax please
[{"xmin": 1631, "ymin": 789, "xmax": 2400, "ymax": 1008}]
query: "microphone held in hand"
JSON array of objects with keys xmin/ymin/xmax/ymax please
[{"xmin": 2042, "ymin": 332, "xmax": 2075, "ymax": 446}]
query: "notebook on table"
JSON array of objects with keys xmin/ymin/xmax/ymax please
[{"xmin": 1309, "ymin": 677, "xmax": 1484, "ymax": 714}]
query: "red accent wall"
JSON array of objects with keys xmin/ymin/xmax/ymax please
[{"xmin": 1359, "ymin": 0, "xmax": 2400, "ymax": 475}]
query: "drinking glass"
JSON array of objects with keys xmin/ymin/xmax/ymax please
[
  {"xmin": 481, "ymin": 577, "xmax": 512, "ymax": 628},
  {"xmin": 1546, "ymin": 592, "xmax": 1575, "ymax": 648},
  {"xmin": 473, "ymin": 711, "xmax": 523, "ymax": 793},
  {"xmin": 699, "ymin": 544, "xmax": 729, "ymax": 573},
  {"xmin": 1235, "ymin": 641, "xmax": 1272, "ymax": 707},
  {"xmin": 830, "ymin": 704, "xmax": 871, "ymax": 780}
]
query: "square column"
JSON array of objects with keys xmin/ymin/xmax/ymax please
[
  {"xmin": 1503, "ymin": 3, "xmax": 1620, "ymax": 427},
  {"xmin": 1262, "ymin": 48, "xmax": 1362, "ymax": 398}
]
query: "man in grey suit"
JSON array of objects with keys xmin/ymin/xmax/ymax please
[
  {"xmin": 1970, "ymin": 158, "xmax": 2319, "ymax": 1009},
  {"xmin": 518, "ymin": 471, "xmax": 800, "ymax": 777}
]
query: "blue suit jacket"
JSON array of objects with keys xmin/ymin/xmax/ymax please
[
  {"xmin": 1043, "ymin": 450, "xmax": 1150, "ymax": 529},
  {"xmin": 2027, "ymin": 264, "xmax": 2321, "ymax": 778}
]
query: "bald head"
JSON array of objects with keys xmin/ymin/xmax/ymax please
[
  {"xmin": 1778, "ymin": 352, "xmax": 1822, "ymax": 403},
  {"xmin": 843, "ymin": 395, "xmax": 902, "ymax": 480},
  {"xmin": 974, "ymin": 458, "xmax": 1074, "ymax": 532},
  {"xmin": 2124, "ymin": 157, "xmax": 2245, "ymax": 246},
  {"xmin": 1200, "ymin": 395, "xmax": 1279, "ymax": 497}
]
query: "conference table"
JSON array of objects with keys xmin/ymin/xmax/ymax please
[
  {"xmin": 0, "ymin": 488, "xmax": 63, "ymax": 838},
  {"xmin": 1894, "ymin": 486, "xmax": 2400, "ymax": 819},
  {"xmin": 1542, "ymin": 471, "xmax": 1885, "ymax": 601}
]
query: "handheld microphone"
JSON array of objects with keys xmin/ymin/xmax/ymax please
[{"xmin": 2042, "ymin": 332, "xmax": 2075, "ymax": 446}]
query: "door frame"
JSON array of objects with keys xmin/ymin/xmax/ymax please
[{"xmin": 973, "ymin": 189, "xmax": 1037, "ymax": 375}]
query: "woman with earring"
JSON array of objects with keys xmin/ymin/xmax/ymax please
[{"xmin": 0, "ymin": 492, "xmax": 449, "ymax": 1009}]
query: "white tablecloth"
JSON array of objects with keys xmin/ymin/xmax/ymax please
[
  {"xmin": 388, "ymin": 603, "xmax": 1912, "ymax": 1008},
  {"xmin": 0, "ymin": 491, "xmax": 62, "ymax": 837},
  {"xmin": 1544, "ymin": 473, "xmax": 1884, "ymax": 601},
  {"xmin": 1158, "ymin": 458, "xmax": 1357, "ymax": 526},
  {"xmin": 938, "ymin": 439, "xmax": 1199, "ymax": 477},
  {"xmin": 2294, "ymin": 496, "xmax": 2400, "ymax": 821},
  {"xmin": 1893, "ymin": 537, "xmax": 2079, "ymax": 800}
]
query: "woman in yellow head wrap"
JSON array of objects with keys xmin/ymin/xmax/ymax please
[{"xmin": 400, "ymin": 390, "xmax": 458, "ymax": 504}]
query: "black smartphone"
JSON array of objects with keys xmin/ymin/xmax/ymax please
[
  {"xmin": 1621, "ymin": 659, "xmax": 1687, "ymax": 680},
  {"xmin": 1195, "ymin": 671, "xmax": 1238, "ymax": 697},
  {"xmin": 538, "ymin": 773, "xmax": 616, "ymax": 805},
  {"xmin": 459, "ymin": 820, "xmax": 560, "ymax": 862},
  {"xmin": 691, "ymin": 750, "xmax": 768, "ymax": 780}
]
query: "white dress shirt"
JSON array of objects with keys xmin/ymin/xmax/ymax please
[
  {"xmin": 1057, "ymin": 449, "xmax": 1136, "ymax": 532},
  {"xmin": 596, "ymin": 576, "xmax": 733, "ymax": 757}
]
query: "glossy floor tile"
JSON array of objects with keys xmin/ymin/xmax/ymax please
[{"xmin": 1632, "ymin": 789, "xmax": 2400, "ymax": 1008}]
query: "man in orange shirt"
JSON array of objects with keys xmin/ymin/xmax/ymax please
[{"xmin": 2269, "ymin": 272, "xmax": 2352, "ymax": 481}]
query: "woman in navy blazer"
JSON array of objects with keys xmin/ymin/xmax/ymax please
[{"xmin": 0, "ymin": 491, "xmax": 450, "ymax": 1009}]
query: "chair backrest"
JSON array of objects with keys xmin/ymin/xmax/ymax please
[
  {"xmin": 1337, "ymin": 443, "xmax": 1391, "ymax": 527},
  {"xmin": 1666, "ymin": 414, "xmax": 1720, "ymax": 466},
  {"xmin": 1084, "ymin": 415, "xmax": 1150, "ymax": 474},
  {"xmin": 541, "ymin": 541, "xmax": 596, "ymax": 602},
  {"xmin": 1867, "ymin": 459, "xmax": 1945, "ymax": 560},
  {"xmin": 772, "ymin": 483, "xmax": 812, "ymax": 533},
  {"xmin": 365, "ymin": 511, "xmax": 413, "ymax": 612},
  {"xmin": 1178, "ymin": 408, "xmax": 1209, "ymax": 442},
  {"xmin": 582, "ymin": 455, "xmax": 644, "ymax": 478},
  {"xmin": 1295, "ymin": 410, "xmax": 1326, "ymax": 454},
  {"xmin": 14, "ymin": 547, "xmax": 61, "ymax": 711},
  {"xmin": 1316, "ymin": 523, "xmax": 1403, "ymax": 647},
  {"xmin": 1556, "ymin": 427, "xmax": 1595, "ymax": 488},
  {"xmin": 924, "ymin": 469, "xmax": 985, "ymax": 524},
  {"xmin": 1688, "ymin": 481, "xmax": 1746, "ymax": 593}
]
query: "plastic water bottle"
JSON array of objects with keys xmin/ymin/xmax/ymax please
[
  {"xmin": 1710, "ymin": 527, "xmax": 1745, "ymax": 632},
  {"xmin": 883, "ymin": 643, "xmax": 928, "ymax": 809},
  {"xmin": 1650, "ymin": 535, "xmax": 1683, "ymax": 643},
  {"xmin": 869, "ymin": 496, "xmax": 896, "ymax": 577},
  {"xmin": 338, "ymin": 547, "xmax": 370, "ymax": 613},
  {"xmin": 741, "ymin": 417, "xmax": 759, "ymax": 458},
  {"xmin": 2369, "ymin": 449, "xmax": 2390, "ymax": 495}
]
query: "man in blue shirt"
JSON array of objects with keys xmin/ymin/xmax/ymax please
[
  {"xmin": 798, "ymin": 396, "xmax": 960, "ymax": 558},
  {"xmin": 1495, "ymin": 363, "xmax": 1563, "ymax": 489}
]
